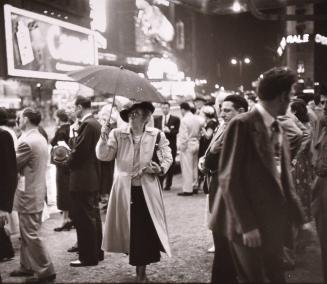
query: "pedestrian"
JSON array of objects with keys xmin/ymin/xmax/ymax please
[
  {"xmin": 96, "ymin": 101, "xmax": 172, "ymax": 282},
  {"xmin": 10, "ymin": 108, "xmax": 56, "ymax": 283},
  {"xmin": 212, "ymin": 67, "xmax": 305, "ymax": 282},
  {"xmin": 50, "ymin": 109, "xmax": 73, "ymax": 231},
  {"xmin": 177, "ymin": 102, "xmax": 203, "ymax": 196},
  {"xmin": 0, "ymin": 122, "xmax": 17, "ymax": 268},
  {"xmin": 154, "ymin": 102, "xmax": 180, "ymax": 191},
  {"xmin": 203, "ymin": 95, "xmax": 248, "ymax": 283},
  {"xmin": 198, "ymin": 105, "xmax": 218, "ymax": 193},
  {"xmin": 67, "ymin": 96, "xmax": 103, "ymax": 267},
  {"xmin": 312, "ymin": 91, "xmax": 327, "ymax": 283}
]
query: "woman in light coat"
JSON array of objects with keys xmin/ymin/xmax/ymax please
[{"xmin": 96, "ymin": 101, "xmax": 172, "ymax": 282}]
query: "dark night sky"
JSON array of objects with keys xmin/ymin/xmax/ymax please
[{"xmin": 194, "ymin": 11, "xmax": 284, "ymax": 90}]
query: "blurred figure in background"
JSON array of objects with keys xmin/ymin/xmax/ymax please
[
  {"xmin": 177, "ymin": 102, "xmax": 203, "ymax": 196},
  {"xmin": 154, "ymin": 102, "xmax": 180, "ymax": 191},
  {"xmin": 97, "ymin": 104, "xmax": 117, "ymax": 206},
  {"xmin": 198, "ymin": 105, "xmax": 218, "ymax": 193},
  {"xmin": 50, "ymin": 109, "xmax": 73, "ymax": 232}
]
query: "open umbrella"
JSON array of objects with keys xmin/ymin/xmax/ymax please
[{"xmin": 67, "ymin": 65, "xmax": 166, "ymax": 103}]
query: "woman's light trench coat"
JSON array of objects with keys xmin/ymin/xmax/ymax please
[{"xmin": 96, "ymin": 125, "xmax": 173, "ymax": 256}]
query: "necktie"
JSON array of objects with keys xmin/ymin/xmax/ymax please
[
  {"xmin": 164, "ymin": 115, "xmax": 168, "ymax": 125},
  {"xmin": 271, "ymin": 120, "xmax": 281, "ymax": 174}
]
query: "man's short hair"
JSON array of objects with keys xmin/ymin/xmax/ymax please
[
  {"xmin": 180, "ymin": 102, "xmax": 191, "ymax": 111},
  {"xmin": 22, "ymin": 108, "xmax": 42, "ymax": 126},
  {"xmin": 55, "ymin": 109, "xmax": 69, "ymax": 123},
  {"xmin": 75, "ymin": 95, "xmax": 91, "ymax": 109},
  {"xmin": 257, "ymin": 67, "xmax": 297, "ymax": 101},
  {"xmin": 223, "ymin": 95, "xmax": 249, "ymax": 112},
  {"xmin": 161, "ymin": 102, "xmax": 170, "ymax": 107}
]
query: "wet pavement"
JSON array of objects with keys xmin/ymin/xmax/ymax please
[{"xmin": 0, "ymin": 172, "xmax": 324, "ymax": 283}]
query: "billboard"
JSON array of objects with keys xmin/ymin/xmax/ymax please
[{"xmin": 4, "ymin": 4, "xmax": 98, "ymax": 81}]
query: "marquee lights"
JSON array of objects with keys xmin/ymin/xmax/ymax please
[{"xmin": 277, "ymin": 33, "xmax": 327, "ymax": 56}]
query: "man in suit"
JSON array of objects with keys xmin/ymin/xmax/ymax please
[
  {"xmin": 68, "ymin": 96, "xmax": 103, "ymax": 267},
  {"xmin": 10, "ymin": 108, "xmax": 56, "ymax": 283},
  {"xmin": 177, "ymin": 102, "xmax": 203, "ymax": 196},
  {"xmin": 211, "ymin": 67, "xmax": 304, "ymax": 282},
  {"xmin": 199, "ymin": 95, "xmax": 248, "ymax": 283},
  {"xmin": 154, "ymin": 102, "xmax": 180, "ymax": 191}
]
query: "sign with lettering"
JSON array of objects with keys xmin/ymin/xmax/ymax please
[{"xmin": 4, "ymin": 4, "xmax": 98, "ymax": 80}]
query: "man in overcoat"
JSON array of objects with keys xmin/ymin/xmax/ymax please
[
  {"xmin": 68, "ymin": 96, "xmax": 103, "ymax": 267},
  {"xmin": 0, "ymin": 125, "xmax": 17, "ymax": 279},
  {"xmin": 210, "ymin": 67, "xmax": 304, "ymax": 282},
  {"xmin": 154, "ymin": 102, "xmax": 180, "ymax": 190}
]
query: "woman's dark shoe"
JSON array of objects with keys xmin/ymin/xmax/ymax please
[{"xmin": 54, "ymin": 221, "xmax": 74, "ymax": 232}]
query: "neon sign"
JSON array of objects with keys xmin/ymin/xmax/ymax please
[{"xmin": 277, "ymin": 33, "xmax": 326, "ymax": 56}]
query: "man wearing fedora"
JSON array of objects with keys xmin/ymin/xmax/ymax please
[{"xmin": 68, "ymin": 96, "xmax": 103, "ymax": 267}]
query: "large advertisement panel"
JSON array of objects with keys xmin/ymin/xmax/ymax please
[{"xmin": 4, "ymin": 4, "xmax": 98, "ymax": 81}]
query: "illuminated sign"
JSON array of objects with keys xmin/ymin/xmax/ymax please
[
  {"xmin": 4, "ymin": 4, "xmax": 97, "ymax": 80},
  {"xmin": 277, "ymin": 33, "xmax": 327, "ymax": 56},
  {"xmin": 315, "ymin": 34, "xmax": 327, "ymax": 46}
]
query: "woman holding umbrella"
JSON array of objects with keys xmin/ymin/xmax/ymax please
[{"xmin": 96, "ymin": 100, "xmax": 172, "ymax": 282}]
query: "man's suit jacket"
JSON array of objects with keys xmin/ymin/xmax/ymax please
[
  {"xmin": 210, "ymin": 109, "xmax": 304, "ymax": 251},
  {"xmin": 154, "ymin": 115, "xmax": 180, "ymax": 156},
  {"xmin": 0, "ymin": 129, "xmax": 17, "ymax": 213},
  {"xmin": 68, "ymin": 115, "xmax": 101, "ymax": 193},
  {"xmin": 14, "ymin": 128, "xmax": 48, "ymax": 213},
  {"xmin": 203, "ymin": 124, "xmax": 225, "ymax": 212}
]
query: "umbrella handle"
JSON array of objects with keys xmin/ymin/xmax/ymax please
[{"xmin": 106, "ymin": 95, "xmax": 116, "ymax": 127}]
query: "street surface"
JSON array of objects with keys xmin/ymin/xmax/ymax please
[{"xmin": 0, "ymin": 173, "xmax": 324, "ymax": 283}]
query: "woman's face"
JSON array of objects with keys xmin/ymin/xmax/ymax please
[{"xmin": 128, "ymin": 108, "xmax": 147, "ymax": 127}]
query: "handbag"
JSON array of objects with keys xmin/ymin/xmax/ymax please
[{"xmin": 152, "ymin": 131, "xmax": 161, "ymax": 165}]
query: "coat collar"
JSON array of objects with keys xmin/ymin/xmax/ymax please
[{"xmin": 249, "ymin": 109, "xmax": 283, "ymax": 192}]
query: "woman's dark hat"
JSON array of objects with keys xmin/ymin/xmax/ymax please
[
  {"xmin": 120, "ymin": 101, "xmax": 155, "ymax": 122},
  {"xmin": 51, "ymin": 146, "xmax": 71, "ymax": 165}
]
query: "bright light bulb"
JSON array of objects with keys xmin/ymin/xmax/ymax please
[
  {"xmin": 231, "ymin": 58, "xmax": 238, "ymax": 65},
  {"xmin": 244, "ymin": 57, "xmax": 251, "ymax": 64},
  {"xmin": 232, "ymin": 2, "xmax": 242, "ymax": 13}
]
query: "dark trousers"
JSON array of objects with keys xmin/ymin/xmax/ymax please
[
  {"xmin": 160, "ymin": 153, "xmax": 176, "ymax": 190},
  {"xmin": 0, "ymin": 226, "xmax": 14, "ymax": 260},
  {"xmin": 229, "ymin": 240, "xmax": 285, "ymax": 283},
  {"xmin": 211, "ymin": 232, "xmax": 237, "ymax": 283},
  {"xmin": 71, "ymin": 192, "xmax": 103, "ymax": 264}
]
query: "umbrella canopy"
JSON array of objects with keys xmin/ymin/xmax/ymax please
[{"xmin": 68, "ymin": 65, "xmax": 166, "ymax": 103}]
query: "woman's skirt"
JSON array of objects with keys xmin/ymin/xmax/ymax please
[{"xmin": 129, "ymin": 186, "xmax": 164, "ymax": 266}]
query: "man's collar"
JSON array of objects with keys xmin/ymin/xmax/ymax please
[
  {"xmin": 255, "ymin": 103, "xmax": 275, "ymax": 129},
  {"xmin": 80, "ymin": 113, "xmax": 92, "ymax": 123}
]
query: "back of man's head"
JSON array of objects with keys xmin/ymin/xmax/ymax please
[
  {"xmin": 22, "ymin": 108, "xmax": 42, "ymax": 126},
  {"xmin": 257, "ymin": 67, "xmax": 296, "ymax": 101},
  {"xmin": 223, "ymin": 95, "xmax": 249, "ymax": 112},
  {"xmin": 75, "ymin": 95, "xmax": 91, "ymax": 109},
  {"xmin": 180, "ymin": 102, "xmax": 191, "ymax": 111}
]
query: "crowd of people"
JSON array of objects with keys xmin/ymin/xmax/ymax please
[{"xmin": 0, "ymin": 66, "xmax": 327, "ymax": 283}]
